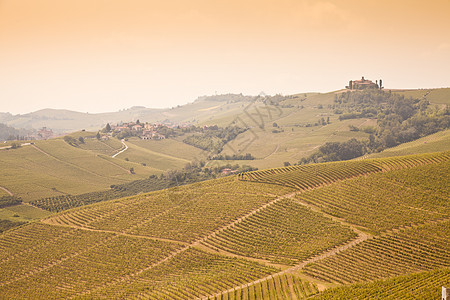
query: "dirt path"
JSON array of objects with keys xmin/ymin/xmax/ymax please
[
  {"xmin": 0, "ymin": 186, "xmax": 14, "ymax": 196},
  {"xmin": 37, "ymin": 171, "xmax": 379, "ymax": 297},
  {"xmin": 0, "ymin": 233, "xmax": 118, "ymax": 288},
  {"xmin": 31, "ymin": 144, "xmax": 128, "ymax": 181},
  {"xmin": 197, "ymin": 210, "xmax": 371, "ymax": 300},
  {"xmin": 40, "ymin": 218, "xmax": 189, "ymax": 246},
  {"xmin": 31, "ymin": 144, "xmax": 51, "ymax": 157},
  {"xmin": 111, "ymin": 139, "xmax": 128, "ymax": 158},
  {"xmin": 263, "ymin": 144, "xmax": 280, "ymax": 159},
  {"xmin": 74, "ymin": 244, "xmax": 190, "ymax": 298}
]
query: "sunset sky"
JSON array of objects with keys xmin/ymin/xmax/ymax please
[{"xmin": 1, "ymin": 0, "xmax": 449, "ymax": 114}]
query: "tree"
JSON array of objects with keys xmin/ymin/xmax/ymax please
[
  {"xmin": 96, "ymin": 132, "xmax": 101, "ymax": 140},
  {"xmin": 78, "ymin": 137, "xmax": 85, "ymax": 144},
  {"xmin": 104, "ymin": 123, "xmax": 111, "ymax": 132}
]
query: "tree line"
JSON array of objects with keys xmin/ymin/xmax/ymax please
[{"xmin": 300, "ymin": 90, "xmax": 449, "ymax": 163}]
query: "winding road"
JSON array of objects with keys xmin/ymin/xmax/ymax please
[
  {"xmin": 111, "ymin": 139, "xmax": 128, "ymax": 158},
  {"xmin": 0, "ymin": 186, "xmax": 14, "ymax": 196}
]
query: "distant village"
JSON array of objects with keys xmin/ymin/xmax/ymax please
[
  {"xmin": 28, "ymin": 120, "xmax": 193, "ymax": 141},
  {"xmin": 102, "ymin": 121, "xmax": 193, "ymax": 140},
  {"xmin": 105, "ymin": 122, "xmax": 165, "ymax": 140}
]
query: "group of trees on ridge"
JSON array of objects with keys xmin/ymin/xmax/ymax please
[
  {"xmin": 300, "ymin": 90, "xmax": 449, "ymax": 164},
  {"xmin": 0, "ymin": 123, "xmax": 34, "ymax": 141},
  {"xmin": 182, "ymin": 126, "xmax": 247, "ymax": 153}
]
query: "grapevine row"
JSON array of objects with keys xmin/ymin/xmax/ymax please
[
  {"xmin": 315, "ymin": 268, "xmax": 450, "ymax": 300},
  {"xmin": 202, "ymin": 198, "xmax": 356, "ymax": 265},
  {"xmin": 296, "ymin": 160, "xmax": 449, "ymax": 233},
  {"xmin": 208, "ymin": 273, "xmax": 319, "ymax": 300},
  {"xmin": 239, "ymin": 151, "xmax": 449, "ymax": 190},
  {"xmin": 303, "ymin": 220, "xmax": 450, "ymax": 284}
]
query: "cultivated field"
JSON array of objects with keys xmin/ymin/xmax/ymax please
[
  {"xmin": 0, "ymin": 151, "xmax": 448, "ymax": 298},
  {"xmin": 0, "ymin": 138, "xmax": 160, "ymax": 202}
]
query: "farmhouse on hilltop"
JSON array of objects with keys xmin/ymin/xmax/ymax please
[{"xmin": 346, "ymin": 76, "xmax": 383, "ymax": 90}]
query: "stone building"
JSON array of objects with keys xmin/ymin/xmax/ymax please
[{"xmin": 346, "ymin": 76, "xmax": 382, "ymax": 90}]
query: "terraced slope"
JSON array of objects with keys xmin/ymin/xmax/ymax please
[
  {"xmin": 218, "ymin": 273, "xmax": 319, "ymax": 300},
  {"xmin": 303, "ymin": 220, "xmax": 450, "ymax": 284},
  {"xmin": 315, "ymin": 268, "xmax": 450, "ymax": 300},
  {"xmin": 238, "ymin": 160, "xmax": 382, "ymax": 189},
  {"xmin": 239, "ymin": 151, "xmax": 449, "ymax": 189},
  {"xmin": 1, "ymin": 151, "xmax": 449, "ymax": 298},
  {"xmin": 87, "ymin": 248, "xmax": 277, "ymax": 299},
  {"xmin": 296, "ymin": 159, "xmax": 449, "ymax": 233},
  {"xmin": 0, "ymin": 223, "xmax": 277, "ymax": 299},
  {"xmin": 43, "ymin": 178, "xmax": 295, "ymax": 243},
  {"xmin": 203, "ymin": 198, "xmax": 356, "ymax": 265}
]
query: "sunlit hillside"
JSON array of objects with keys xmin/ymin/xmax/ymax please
[{"xmin": 0, "ymin": 151, "xmax": 448, "ymax": 298}]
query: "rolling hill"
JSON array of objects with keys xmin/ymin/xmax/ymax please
[
  {"xmin": 0, "ymin": 151, "xmax": 448, "ymax": 298},
  {"xmin": 2, "ymin": 87, "xmax": 448, "ymax": 134},
  {"xmin": 0, "ymin": 137, "xmax": 161, "ymax": 202}
]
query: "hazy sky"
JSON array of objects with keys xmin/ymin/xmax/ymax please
[{"xmin": 1, "ymin": 0, "xmax": 449, "ymax": 114}]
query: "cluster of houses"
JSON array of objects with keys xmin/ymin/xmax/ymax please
[
  {"xmin": 109, "ymin": 122, "xmax": 167, "ymax": 140},
  {"xmin": 35, "ymin": 127, "xmax": 54, "ymax": 140}
]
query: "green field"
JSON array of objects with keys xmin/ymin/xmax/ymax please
[
  {"xmin": 114, "ymin": 139, "xmax": 193, "ymax": 171},
  {"xmin": 126, "ymin": 137, "xmax": 205, "ymax": 161},
  {"xmin": 391, "ymin": 87, "xmax": 450, "ymax": 105},
  {"xmin": 1, "ymin": 151, "xmax": 449, "ymax": 298},
  {"xmin": 210, "ymin": 91, "xmax": 378, "ymax": 169},
  {"xmin": 0, "ymin": 204, "xmax": 51, "ymax": 223},
  {"xmin": 0, "ymin": 138, "xmax": 160, "ymax": 202}
]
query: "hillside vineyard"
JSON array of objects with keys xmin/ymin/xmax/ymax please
[{"xmin": 0, "ymin": 152, "xmax": 448, "ymax": 298}]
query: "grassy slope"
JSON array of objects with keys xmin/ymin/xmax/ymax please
[
  {"xmin": 213, "ymin": 92, "xmax": 374, "ymax": 169},
  {"xmin": 390, "ymin": 87, "xmax": 450, "ymax": 105},
  {"xmin": 0, "ymin": 204, "xmax": 51, "ymax": 223},
  {"xmin": 0, "ymin": 138, "xmax": 159, "ymax": 202},
  {"xmin": 125, "ymin": 137, "xmax": 206, "ymax": 162},
  {"xmin": 114, "ymin": 140, "xmax": 191, "ymax": 170}
]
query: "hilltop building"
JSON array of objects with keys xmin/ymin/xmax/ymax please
[
  {"xmin": 37, "ymin": 127, "xmax": 53, "ymax": 140},
  {"xmin": 346, "ymin": 77, "xmax": 383, "ymax": 90}
]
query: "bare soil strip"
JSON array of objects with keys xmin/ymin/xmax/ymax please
[
  {"xmin": 111, "ymin": 139, "xmax": 128, "ymax": 158},
  {"xmin": 0, "ymin": 186, "xmax": 14, "ymax": 196}
]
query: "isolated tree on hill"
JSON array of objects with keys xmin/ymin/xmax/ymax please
[
  {"xmin": 96, "ymin": 132, "xmax": 101, "ymax": 140},
  {"xmin": 104, "ymin": 123, "xmax": 111, "ymax": 132}
]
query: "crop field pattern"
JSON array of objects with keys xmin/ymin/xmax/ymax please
[{"xmin": 0, "ymin": 151, "xmax": 449, "ymax": 298}]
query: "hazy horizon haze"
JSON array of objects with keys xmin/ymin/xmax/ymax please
[{"xmin": 1, "ymin": 0, "xmax": 449, "ymax": 114}]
